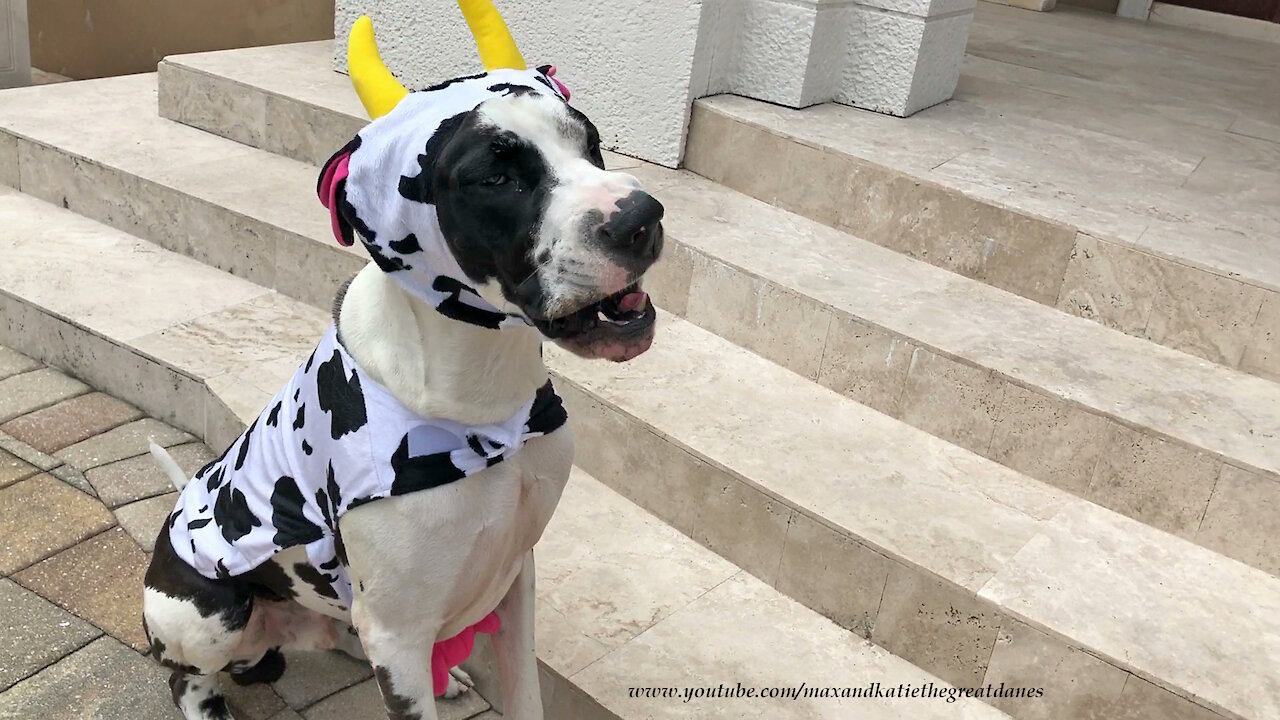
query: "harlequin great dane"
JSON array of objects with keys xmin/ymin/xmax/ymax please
[{"xmin": 140, "ymin": 4, "xmax": 663, "ymax": 719}]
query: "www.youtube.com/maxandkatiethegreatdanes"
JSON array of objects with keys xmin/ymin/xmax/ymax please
[{"xmin": 628, "ymin": 681, "xmax": 1046, "ymax": 704}]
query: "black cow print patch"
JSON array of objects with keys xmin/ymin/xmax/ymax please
[
  {"xmin": 316, "ymin": 350, "xmax": 368, "ymax": 440},
  {"xmin": 398, "ymin": 111, "xmax": 469, "ymax": 205},
  {"xmin": 213, "ymin": 484, "xmax": 260, "ymax": 544},
  {"xmin": 302, "ymin": 440, "xmax": 313, "ymax": 456},
  {"xmin": 361, "ymin": 237, "xmax": 411, "ymax": 273},
  {"xmin": 487, "ymin": 82, "xmax": 538, "ymax": 97},
  {"xmin": 418, "ymin": 71, "xmax": 487, "ymax": 93},
  {"xmin": 389, "ymin": 434, "xmax": 465, "ymax": 496},
  {"xmin": 293, "ymin": 404, "xmax": 306, "ymax": 431},
  {"xmin": 234, "ymin": 418, "xmax": 257, "ymax": 471},
  {"xmin": 270, "ymin": 476, "xmax": 325, "ymax": 549},
  {"xmin": 388, "ymin": 233, "xmax": 422, "ymax": 255},
  {"xmin": 266, "ymin": 401, "xmax": 282, "ymax": 428},
  {"xmin": 205, "ymin": 465, "xmax": 225, "ymax": 493},
  {"xmin": 430, "ymin": 276, "xmax": 508, "ymax": 329}
]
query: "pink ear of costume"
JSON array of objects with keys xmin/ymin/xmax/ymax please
[
  {"xmin": 318, "ymin": 150, "xmax": 355, "ymax": 247},
  {"xmin": 545, "ymin": 65, "xmax": 571, "ymax": 101},
  {"xmin": 430, "ymin": 611, "xmax": 501, "ymax": 696}
]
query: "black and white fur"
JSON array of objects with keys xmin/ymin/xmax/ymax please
[{"xmin": 142, "ymin": 86, "xmax": 663, "ymax": 720}]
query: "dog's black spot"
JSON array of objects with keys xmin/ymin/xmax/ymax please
[
  {"xmin": 213, "ymin": 484, "xmax": 260, "ymax": 545},
  {"xmin": 215, "ymin": 558, "xmax": 232, "ymax": 580},
  {"xmin": 430, "ymin": 276, "xmax": 508, "ymax": 329},
  {"xmin": 266, "ymin": 401, "xmax": 283, "ymax": 428},
  {"xmin": 319, "ymin": 556, "xmax": 340, "ymax": 571},
  {"xmin": 229, "ymin": 648, "xmax": 287, "ymax": 686},
  {"xmin": 294, "ymin": 388, "xmax": 301, "ymax": 402},
  {"xmin": 234, "ymin": 418, "xmax": 257, "ymax": 471},
  {"xmin": 398, "ymin": 111, "xmax": 469, "ymax": 206},
  {"xmin": 305, "ymin": 350, "xmax": 317, "ymax": 373},
  {"xmin": 198, "ymin": 694, "xmax": 232, "ymax": 720},
  {"xmin": 186, "ymin": 518, "xmax": 212, "ymax": 530},
  {"xmin": 293, "ymin": 562, "xmax": 340, "ymax": 600},
  {"xmin": 302, "ymin": 439, "xmax": 313, "ymax": 456},
  {"xmin": 146, "ymin": 533, "xmax": 253, "ymax": 635},
  {"xmin": 293, "ymin": 404, "xmax": 306, "ymax": 431},
  {"xmin": 316, "ymin": 350, "xmax": 368, "ymax": 440},
  {"xmin": 243, "ymin": 558, "xmax": 296, "ymax": 602},
  {"xmin": 389, "ymin": 434, "xmax": 465, "ymax": 496},
  {"xmin": 197, "ymin": 505, "xmax": 208, "ymax": 513},
  {"xmin": 388, "ymin": 233, "xmax": 422, "ymax": 255},
  {"xmin": 374, "ymin": 665, "xmax": 422, "ymax": 720},
  {"xmin": 168, "ymin": 510, "xmax": 182, "ymax": 530},
  {"xmin": 270, "ymin": 476, "xmax": 325, "ymax": 549}
]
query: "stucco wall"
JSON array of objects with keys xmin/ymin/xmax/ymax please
[
  {"xmin": 333, "ymin": 0, "xmax": 704, "ymax": 167},
  {"xmin": 30, "ymin": 0, "xmax": 335, "ymax": 79}
]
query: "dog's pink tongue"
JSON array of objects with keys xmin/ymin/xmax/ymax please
[{"xmin": 618, "ymin": 291, "xmax": 648, "ymax": 313}]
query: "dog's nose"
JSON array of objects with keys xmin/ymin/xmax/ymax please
[{"xmin": 600, "ymin": 191, "xmax": 664, "ymax": 258}]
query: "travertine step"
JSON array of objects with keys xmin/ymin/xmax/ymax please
[
  {"xmin": 2, "ymin": 187, "xmax": 1276, "ymax": 720},
  {"xmin": 0, "ymin": 187, "xmax": 1012, "ymax": 720},
  {"xmin": 4, "ymin": 68, "xmax": 1279, "ymax": 579},
  {"xmin": 685, "ymin": 94, "xmax": 1280, "ymax": 381}
]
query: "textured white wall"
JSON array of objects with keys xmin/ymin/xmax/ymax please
[
  {"xmin": 697, "ymin": 0, "xmax": 974, "ymax": 117},
  {"xmin": 334, "ymin": 0, "xmax": 704, "ymax": 167},
  {"xmin": 334, "ymin": 0, "xmax": 973, "ymax": 165}
]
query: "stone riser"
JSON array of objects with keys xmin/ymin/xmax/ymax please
[
  {"xmin": 683, "ymin": 101, "xmax": 1280, "ymax": 383},
  {"xmin": 148, "ymin": 56, "xmax": 1280, "ymax": 578}
]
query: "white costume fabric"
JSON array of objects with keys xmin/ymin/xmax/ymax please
[
  {"xmin": 167, "ymin": 64, "xmax": 572, "ymax": 610},
  {"xmin": 168, "ymin": 326, "xmax": 566, "ymax": 608},
  {"xmin": 322, "ymin": 67, "xmax": 570, "ymax": 331}
]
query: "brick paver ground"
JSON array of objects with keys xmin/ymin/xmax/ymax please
[{"xmin": 0, "ymin": 346, "xmax": 497, "ymax": 720}]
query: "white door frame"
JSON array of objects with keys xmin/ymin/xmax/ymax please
[{"xmin": 0, "ymin": 0, "xmax": 31, "ymax": 89}]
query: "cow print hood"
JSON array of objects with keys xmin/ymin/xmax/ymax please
[
  {"xmin": 318, "ymin": 67, "xmax": 571, "ymax": 330},
  {"xmin": 166, "ymin": 326, "xmax": 567, "ymax": 610}
]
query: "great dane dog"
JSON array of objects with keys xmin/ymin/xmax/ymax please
[{"xmin": 141, "ymin": 3, "xmax": 663, "ymax": 718}]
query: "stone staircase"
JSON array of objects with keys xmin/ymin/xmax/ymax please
[{"xmin": 0, "ymin": 41, "xmax": 1276, "ymax": 720}]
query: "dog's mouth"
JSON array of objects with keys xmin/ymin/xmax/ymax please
[{"xmin": 532, "ymin": 283, "xmax": 657, "ymax": 362}]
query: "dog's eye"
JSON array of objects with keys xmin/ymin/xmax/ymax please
[{"xmin": 481, "ymin": 174, "xmax": 510, "ymax": 187}]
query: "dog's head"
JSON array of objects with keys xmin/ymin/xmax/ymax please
[{"xmin": 319, "ymin": 9, "xmax": 662, "ymax": 362}]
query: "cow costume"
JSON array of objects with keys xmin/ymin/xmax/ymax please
[{"xmin": 164, "ymin": 4, "xmax": 576, "ymax": 697}]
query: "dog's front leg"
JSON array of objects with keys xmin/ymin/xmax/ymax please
[
  {"xmin": 493, "ymin": 551, "xmax": 543, "ymax": 720},
  {"xmin": 353, "ymin": 595, "xmax": 441, "ymax": 720}
]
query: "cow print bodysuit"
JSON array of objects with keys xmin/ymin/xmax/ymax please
[{"xmin": 167, "ymin": 326, "xmax": 566, "ymax": 609}]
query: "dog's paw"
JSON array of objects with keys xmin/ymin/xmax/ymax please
[{"xmin": 443, "ymin": 666, "xmax": 473, "ymax": 699}]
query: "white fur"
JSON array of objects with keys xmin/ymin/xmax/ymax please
[
  {"xmin": 150, "ymin": 441, "xmax": 189, "ymax": 491},
  {"xmin": 338, "ymin": 261, "xmax": 574, "ymax": 720}
]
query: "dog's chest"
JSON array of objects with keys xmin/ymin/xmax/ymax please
[{"xmin": 339, "ymin": 424, "xmax": 573, "ymax": 634}]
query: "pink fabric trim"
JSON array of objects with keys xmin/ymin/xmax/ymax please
[
  {"xmin": 318, "ymin": 151, "xmax": 354, "ymax": 246},
  {"xmin": 431, "ymin": 612, "xmax": 502, "ymax": 696}
]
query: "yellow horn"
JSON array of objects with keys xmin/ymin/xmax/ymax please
[
  {"xmin": 458, "ymin": 0, "xmax": 527, "ymax": 71},
  {"xmin": 347, "ymin": 16, "xmax": 409, "ymax": 119}
]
